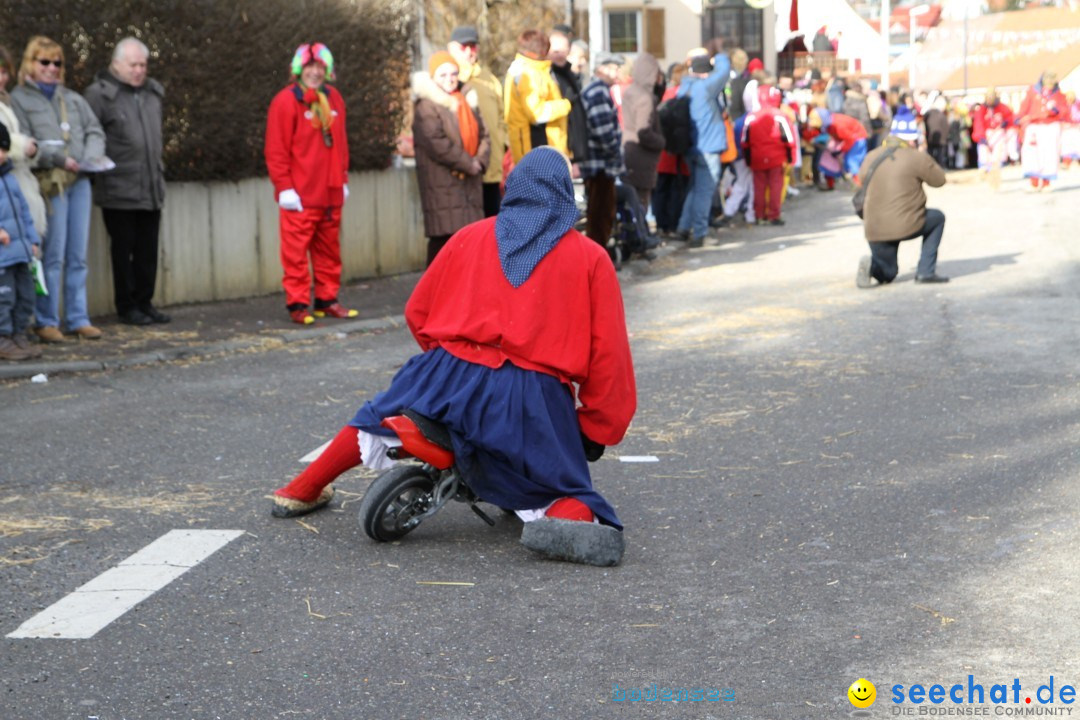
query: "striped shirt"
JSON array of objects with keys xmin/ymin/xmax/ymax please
[{"xmin": 579, "ymin": 78, "xmax": 625, "ymax": 178}]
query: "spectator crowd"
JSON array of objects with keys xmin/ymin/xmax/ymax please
[{"xmin": 2, "ymin": 23, "xmax": 1078, "ymax": 363}]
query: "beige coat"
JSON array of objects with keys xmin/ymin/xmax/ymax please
[{"xmin": 860, "ymin": 136, "xmax": 946, "ymax": 242}]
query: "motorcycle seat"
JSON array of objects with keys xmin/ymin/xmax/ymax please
[{"xmin": 401, "ymin": 408, "xmax": 453, "ymax": 451}]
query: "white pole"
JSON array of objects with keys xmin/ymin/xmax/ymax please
[
  {"xmin": 908, "ymin": 4, "xmax": 931, "ymax": 92},
  {"xmin": 589, "ymin": 0, "xmax": 604, "ymax": 57},
  {"xmin": 881, "ymin": 0, "xmax": 890, "ymax": 91}
]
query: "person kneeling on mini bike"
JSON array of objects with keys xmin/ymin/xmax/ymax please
[{"xmin": 269, "ymin": 146, "xmax": 637, "ymax": 566}]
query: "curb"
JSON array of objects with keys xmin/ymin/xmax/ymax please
[{"xmin": 0, "ymin": 314, "xmax": 405, "ymax": 382}]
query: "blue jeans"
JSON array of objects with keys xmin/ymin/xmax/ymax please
[
  {"xmin": 36, "ymin": 177, "xmax": 92, "ymax": 330},
  {"xmin": 869, "ymin": 208, "xmax": 946, "ymax": 282},
  {"xmin": 677, "ymin": 151, "xmax": 722, "ymax": 241}
]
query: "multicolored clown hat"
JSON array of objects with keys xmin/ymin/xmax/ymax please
[{"xmin": 291, "ymin": 42, "xmax": 335, "ymax": 81}]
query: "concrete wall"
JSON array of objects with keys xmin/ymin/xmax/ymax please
[{"xmin": 84, "ymin": 168, "xmax": 425, "ymax": 316}]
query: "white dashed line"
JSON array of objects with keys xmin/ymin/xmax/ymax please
[
  {"xmin": 6, "ymin": 529, "xmax": 244, "ymax": 639},
  {"xmin": 619, "ymin": 455, "xmax": 660, "ymax": 463}
]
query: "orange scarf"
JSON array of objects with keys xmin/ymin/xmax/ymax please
[
  {"xmin": 301, "ymin": 83, "xmax": 334, "ymax": 146},
  {"xmin": 452, "ymin": 90, "xmax": 479, "ymax": 158}
]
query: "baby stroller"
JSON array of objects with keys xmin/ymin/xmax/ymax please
[
  {"xmin": 611, "ymin": 178, "xmax": 660, "ymax": 268},
  {"xmin": 572, "ymin": 177, "xmax": 660, "ymax": 270}
]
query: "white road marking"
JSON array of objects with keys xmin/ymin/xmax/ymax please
[
  {"xmin": 6, "ymin": 529, "xmax": 244, "ymax": 640},
  {"xmin": 619, "ymin": 455, "xmax": 660, "ymax": 463},
  {"xmin": 300, "ymin": 441, "xmax": 330, "ymax": 463}
]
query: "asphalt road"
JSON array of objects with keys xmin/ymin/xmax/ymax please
[{"xmin": 2, "ymin": 166, "xmax": 1079, "ymax": 720}]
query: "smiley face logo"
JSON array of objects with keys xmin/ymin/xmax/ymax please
[{"xmin": 848, "ymin": 678, "xmax": 876, "ymax": 708}]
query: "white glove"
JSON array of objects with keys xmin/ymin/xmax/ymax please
[
  {"xmin": 278, "ymin": 188, "xmax": 303, "ymax": 212},
  {"xmin": 343, "ymin": 184, "xmax": 349, "ymax": 203}
]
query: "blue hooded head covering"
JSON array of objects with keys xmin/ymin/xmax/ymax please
[{"xmin": 494, "ymin": 147, "xmax": 579, "ymax": 288}]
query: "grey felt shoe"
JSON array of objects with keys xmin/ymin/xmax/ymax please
[{"xmin": 520, "ymin": 518, "xmax": 625, "ymax": 567}]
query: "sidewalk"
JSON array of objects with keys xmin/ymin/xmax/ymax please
[{"xmin": 0, "ymin": 272, "xmax": 421, "ymax": 381}]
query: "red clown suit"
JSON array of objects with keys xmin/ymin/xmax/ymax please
[{"xmin": 264, "ymin": 42, "xmax": 353, "ymax": 324}]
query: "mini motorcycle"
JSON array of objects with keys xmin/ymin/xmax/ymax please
[
  {"xmin": 357, "ymin": 409, "xmax": 496, "ymax": 542},
  {"xmin": 357, "ymin": 409, "xmax": 625, "ymax": 566}
]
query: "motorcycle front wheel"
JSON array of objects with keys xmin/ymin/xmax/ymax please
[{"xmin": 358, "ymin": 465, "xmax": 437, "ymax": 542}]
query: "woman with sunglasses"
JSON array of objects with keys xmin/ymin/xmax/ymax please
[{"xmin": 10, "ymin": 36, "xmax": 106, "ymax": 342}]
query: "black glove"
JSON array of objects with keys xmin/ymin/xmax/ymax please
[{"xmin": 581, "ymin": 432, "xmax": 605, "ymax": 462}]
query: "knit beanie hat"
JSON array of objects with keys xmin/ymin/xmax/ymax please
[
  {"xmin": 428, "ymin": 51, "xmax": 458, "ymax": 77},
  {"xmin": 291, "ymin": 43, "xmax": 335, "ymax": 81},
  {"xmin": 890, "ymin": 106, "xmax": 919, "ymax": 142}
]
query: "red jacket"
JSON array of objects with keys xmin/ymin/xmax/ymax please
[
  {"xmin": 970, "ymin": 101, "xmax": 1013, "ymax": 143},
  {"xmin": 827, "ymin": 113, "xmax": 868, "ymax": 153},
  {"xmin": 405, "ymin": 217, "xmax": 636, "ymax": 445},
  {"xmin": 741, "ymin": 86, "xmax": 796, "ymax": 171},
  {"xmin": 1018, "ymin": 82, "xmax": 1067, "ymax": 126},
  {"xmin": 265, "ymin": 83, "xmax": 349, "ymax": 208}
]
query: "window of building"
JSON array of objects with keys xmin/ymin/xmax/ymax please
[
  {"xmin": 703, "ymin": 0, "xmax": 764, "ymax": 55},
  {"xmin": 607, "ymin": 10, "xmax": 641, "ymax": 54}
]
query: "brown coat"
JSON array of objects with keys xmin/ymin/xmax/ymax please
[
  {"xmin": 860, "ymin": 137, "xmax": 946, "ymax": 242},
  {"xmin": 411, "ymin": 72, "xmax": 490, "ymax": 238},
  {"xmin": 621, "ymin": 53, "xmax": 666, "ymax": 192}
]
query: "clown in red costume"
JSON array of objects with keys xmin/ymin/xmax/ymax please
[
  {"xmin": 264, "ymin": 42, "xmax": 356, "ymax": 324},
  {"xmin": 270, "ymin": 147, "xmax": 637, "ymax": 566},
  {"xmin": 971, "ymin": 87, "xmax": 1014, "ymax": 191},
  {"xmin": 1017, "ymin": 70, "xmax": 1068, "ymax": 191}
]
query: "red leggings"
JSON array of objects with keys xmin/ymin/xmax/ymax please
[{"xmin": 752, "ymin": 166, "xmax": 784, "ymax": 221}]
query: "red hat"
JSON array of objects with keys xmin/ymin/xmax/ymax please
[{"xmin": 748, "ymin": 58, "xmax": 764, "ymax": 74}]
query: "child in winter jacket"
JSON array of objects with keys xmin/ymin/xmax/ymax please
[
  {"xmin": 742, "ymin": 85, "xmax": 797, "ymax": 224},
  {"xmin": 0, "ymin": 123, "xmax": 43, "ymax": 360}
]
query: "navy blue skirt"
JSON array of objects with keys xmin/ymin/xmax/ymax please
[{"xmin": 349, "ymin": 348, "xmax": 621, "ymax": 529}]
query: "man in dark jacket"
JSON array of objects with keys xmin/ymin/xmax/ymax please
[
  {"xmin": 855, "ymin": 108, "xmax": 948, "ymax": 288},
  {"xmin": 84, "ymin": 37, "xmax": 169, "ymax": 325},
  {"xmin": 548, "ymin": 29, "xmax": 588, "ymax": 167}
]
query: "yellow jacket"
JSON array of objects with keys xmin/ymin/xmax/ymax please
[
  {"xmin": 503, "ymin": 53, "xmax": 570, "ymax": 163},
  {"xmin": 459, "ymin": 61, "xmax": 507, "ymax": 184}
]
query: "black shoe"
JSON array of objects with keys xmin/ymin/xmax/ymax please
[
  {"xmin": 915, "ymin": 274, "xmax": 949, "ymax": 284},
  {"xmin": 120, "ymin": 309, "xmax": 154, "ymax": 326},
  {"xmin": 769, "ymin": 218, "xmax": 785, "ymax": 226},
  {"xmin": 686, "ymin": 236, "xmax": 705, "ymax": 248},
  {"xmin": 141, "ymin": 305, "xmax": 172, "ymax": 324},
  {"xmin": 643, "ymin": 234, "xmax": 661, "ymax": 250}
]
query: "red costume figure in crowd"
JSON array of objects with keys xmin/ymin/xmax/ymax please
[
  {"xmin": 264, "ymin": 42, "xmax": 356, "ymax": 324},
  {"xmin": 1017, "ymin": 70, "xmax": 1068, "ymax": 190},
  {"xmin": 742, "ymin": 85, "xmax": 797, "ymax": 224}
]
